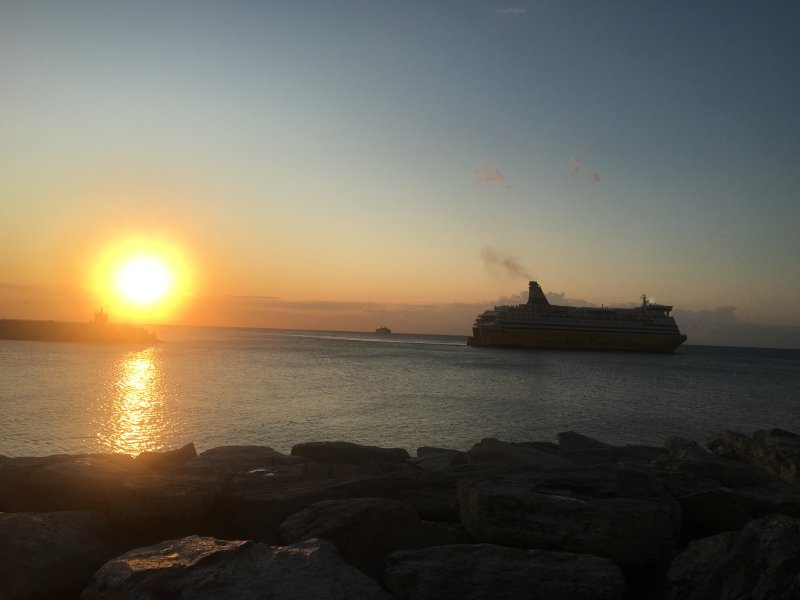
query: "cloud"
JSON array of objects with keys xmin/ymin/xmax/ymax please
[
  {"xmin": 673, "ymin": 307, "xmax": 800, "ymax": 349},
  {"xmin": 569, "ymin": 154, "xmax": 601, "ymax": 183},
  {"xmin": 498, "ymin": 6, "xmax": 527, "ymax": 15},
  {"xmin": 475, "ymin": 167, "xmax": 511, "ymax": 190},
  {"xmin": 480, "ymin": 246, "xmax": 532, "ymax": 280}
]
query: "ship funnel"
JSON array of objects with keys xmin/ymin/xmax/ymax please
[{"xmin": 527, "ymin": 281, "xmax": 550, "ymax": 306}]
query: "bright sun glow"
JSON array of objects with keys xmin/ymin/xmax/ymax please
[
  {"xmin": 92, "ymin": 236, "xmax": 194, "ymax": 322},
  {"xmin": 116, "ymin": 257, "xmax": 172, "ymax": 305}
]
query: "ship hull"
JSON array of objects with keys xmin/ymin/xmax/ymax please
[{"xmin": 467, "ymin": 328, "xmax": 687, "ymax": 353}]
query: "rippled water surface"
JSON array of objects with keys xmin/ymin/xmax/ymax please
[{"xmin": 1, "ymin": 327, "xmax": 798, "ymax": 456}]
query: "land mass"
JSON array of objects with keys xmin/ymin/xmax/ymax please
[
  {"xmin": 0, "ymin": 319, "xmax": 158, "ymax": 344},
  {"xmin": 1, "ymin": 428, "xmax": 799, "ymax": 598}
]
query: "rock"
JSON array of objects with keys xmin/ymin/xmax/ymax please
[
  {"xmin": 557, "ymin": 432, "xmax": 665, "ymax": 466},
  {"xmin": 134, "ymin": 442, "xmax": 197, "ymax": 469},
  {"xmin": 709, "ymin": 429, "xmax": 800, "ymax": 483},
  {"xmin": 212, "ymin": 460, "xmax": 521, "ymax": 543},
  {"xmin": 655, "ymin": 436, "xmax": 778, "ymax": 490},
  {"xmin": 0, "ymin": 453, "xmax": 139, "ymax": 512},
  {"xmin": 108, "ymin": 463, "xmax": 226, "ymax": 545},
  {"xmin": 665, "ymin": 514, "xmax": 800, "ymax": 600},
  {"xmin": 291, "ymin": 441, "xmax": 410, "ymax": 465},
  {"xmin": 0, "ymin": 511, "xmax": 117, "ymax": 600},
  {"xmin": 412, "ymin": 448, "xmax": 467, "ymax": 471},
  {"xmin": 465, "ymin": 438, "xmax": 576, "ymax": 469},
  {"xmin": 458, "ymin": 464, "xmax": 681, "ymax": 568},
  {"xmin": 677, "ymin": 484, "xmax": 800, "ymax": 539},
  {"xmin": 385, "ymin": 543, "xmax": 628, "ymax": 600},
  {"xmin": 80, "ymin": 535, "xmax": 391, "ymax": 600},
  {"xmin": 193, "ymin": 445, "xmax": 305, "ymax": 474},
  {"xmin": 279, "ymin": 497, "xmax": 469, "ymax": 581}
]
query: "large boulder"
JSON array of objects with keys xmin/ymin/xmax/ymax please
[
  {"xmin": 279, "ymin": 497, "xmax": 468, "ymax": 581},
  {"xmin": 655, "ymin": 436, "xmax": 779, "ymax": 491},
  {"xmin": 385, "ymin": 543, "xmax": 628, "ymax": 600},
  {"xmin": 665, "ymin": 514, "xmax": 800, "ymax": 600},
  {"xmin": 192, "ymin": 445, "xmax": 305, "ymax": 475},
  {"xmin": 291, "ymin": 441, "xmax": 410, "ymax": 465},
  {"xmin": 458, "ymin": 464, "xmax": 681, "ymax": 568},
  {"xmin": 709, "ymin": 429, "xmax": 800, "ymax": 483},
  {"xmin": 465, "ymin": 438, "xmax": 575, "ymax": 469},
  {"xmin": 678, "ymin": 484, "xmax": 800, "ymax": 539},
  {"xmin": 411, "ymin": 447, "xmax": 467, "ymax": 471},
  {"xmin": 557, "ymin": 432, "xmax": 665, "ymax": 466},
  {"xmin": 80, "ymin": 535, "xmax": 392, "ymax": 599},
  {"xmin": 0, "ymin": 511, "xmax": 117, "ymax": 600},
  {"xmin": 135, "ymin": 442, "xmax": 197, "ymax": 469},
  {"xmin": 212, "ymin": 460, "xmax": 522, "ymax": 543},
  {"xmin": 0, "ymin": 453, "xmax": 139, "ymax": 512}
]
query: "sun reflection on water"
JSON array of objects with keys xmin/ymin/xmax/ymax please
[{"xmin": 96, "ymin": 347, "xmax": 175, "ymax": 455}]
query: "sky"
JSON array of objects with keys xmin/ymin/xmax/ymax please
[{"xmin": 1, "ymin": 1, "xmax": 798, "ymax": 346}]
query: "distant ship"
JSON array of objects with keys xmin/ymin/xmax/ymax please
[
  {"xmin": 0, "ymin": 309, "xmax": 159, "ymax": 344},
  {"xmin": 467, "ymin": 281, "xmax": 687, "ymax": 353},
  {"xmin": 375, "ymin": 326, "xmax": 392, "ymax": 334}
]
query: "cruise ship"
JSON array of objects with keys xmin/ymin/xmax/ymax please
[{"xmin": 467, "ymin": 281, "xmax": 687, "ymax": 353}]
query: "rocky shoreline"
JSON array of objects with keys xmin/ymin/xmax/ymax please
[{"xmin": 2, "ymin": 428, "xmax": 799, "ymax": 599}]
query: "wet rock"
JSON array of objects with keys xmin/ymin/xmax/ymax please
[
  {"xmin": 385, "ymin": 543, "xmax": 628, "ymax": 600},
  {"xmin": 709, "ymin": 429, "xmax": 800, "ymax": 483},
  {"xmin": 665, "ymin": 514, "xmax": 800, "ymax": 600},
  {"xmin": 80, "ymin": 535, "xmax": 391, "ymax": 600},
  {"xmin": 135, "ymin": 442, "xmax": 197, "ymax": 469},
  {"xmin": 279, "ymin": 497, "xmax": 469, "ymax": 581},
  {"xmin": 0, "ymin": 511, "xmax": 117, "ymax": 600},
  {"xmin": 458, "ymin": 464, "xmax": 680, "ymax": 568},
  {"xmin": 465, "ymin": 438, "xmax": 575, "ymax": 469},
  {"xmin": 291, "ymin": 441, "xmax": 410, "ymax": 465}
]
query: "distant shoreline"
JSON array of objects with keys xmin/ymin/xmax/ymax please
[{"xmin": 0, "ymin": 319, "xmax": 158, "ymax": 344}]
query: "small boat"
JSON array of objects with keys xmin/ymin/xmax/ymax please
[{"xmin": 375, "ymin": 326, "xmax": 392, "ymax": 334}]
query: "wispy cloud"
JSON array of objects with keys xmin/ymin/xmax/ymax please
[
  {"xmin": 498, "ymin": 6, "xmax": 527, "ymax": 15},
  {"xmin": 481, "ymin": 246, "xmax": 532, "ymax": 280},
  {"xmin": 475, "ymin": 167, "xmax": 511, "ymax": 190},
  {"xmin": 569, "ymin": 154, "xmax": 601, "ymax": 183}
]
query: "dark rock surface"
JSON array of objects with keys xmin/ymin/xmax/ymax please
[
  {"xmin": 2, "ymin": 429, "xmax": 800, "ymax": 598},
  {"xmin": 385, "ymin": 543, "xmax": 628, "ymax": 600},
  {"xmin": 458, "ymin": 464, "xmax": 680, "ymax": 568},
  {"xmin": 81, "ymin": 535, "xmax": 392, "ymax": 600},
  {"xmin": 0, "ymin": 511, "xmax": 117, "ymax": 600},
  {"xmin": 666, "ymin": 514, "xmax": 800, "ymax": 600},
  {"xmin": 465, "ymin": 437, "xmax": 576, "ymax": 469},
  {"xmin": 291, "ymin": 441, "xmax": 411, "ymax": 464},
  {"xmin": 279, "ymin": 497, "xmax": 468, "ymax": 581},
  {"xmin": 709, "ymin": 428, "xmax": 800, "ymax": 483},
  {"xmin": 134, "ymin": 441, "xmax": 197, "ymax": 469}
]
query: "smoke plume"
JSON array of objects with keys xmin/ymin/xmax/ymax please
[
  {"xmin": 569, "ymin": 154, "xmax": 601, "ymax": 183},
  {"xmin": 475, "ymin": 167, "xmax": 511, "ymax": 190},
  {"xmin": 481, "ymin": 246, "xmax": 532, "ymax": 280}
]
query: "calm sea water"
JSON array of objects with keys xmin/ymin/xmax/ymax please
[{"xmin": 1, "ymin": 326, "xmax": 798, "ymax": 457}]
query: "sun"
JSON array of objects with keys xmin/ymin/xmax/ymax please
[
  {"xmin": 91, "ymin": 236, "xmax": 195, "ymax": 322},
  {"xmin": 116, "ymin": 257, "xmax": 172, "ymax": 305}
]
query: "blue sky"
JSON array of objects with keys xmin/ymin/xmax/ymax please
[{"xmin": 1, "ymin": 1, "xmax": 798, "ymax": 340}]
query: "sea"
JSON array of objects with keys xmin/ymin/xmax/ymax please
[{"xmin": 1, "ymin": 326, "xmax": 799, "ymax": 458}]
